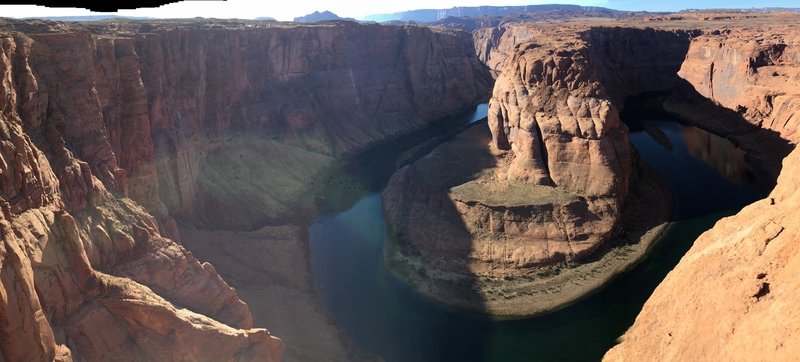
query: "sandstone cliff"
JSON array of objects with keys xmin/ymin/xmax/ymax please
[
  {"xmin": 678, "ymin": 29, "xmax": 800, "ymax": 143},
  {"xmin": 661, "ymin": 28, "xmax": 800, "ymax": 184},
  {"xmin": 605, "ymin": 147, "xmax": 800, "ymax": 361},
  {"xmin": 472, "ymin": 23, "xmax": 546, "ymax": 73},
  {"xmin": 0, "ymin": 46, "xmax": 282, "ymax": 359},
  {"xmin": 0, "ymin": 19, "xmax": 491, "ymax": 360},
  {"xmin": 606, "ymin": 28, "xmax": 800, "ymax": 361},
  {"xmin": 383, "ymin": 26, "xmax": 692, "ymax": 314}
]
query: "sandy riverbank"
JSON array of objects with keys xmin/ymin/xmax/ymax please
[{"xmin": 178, "ymin": 224, "xmax": 356, "ymax": 361}]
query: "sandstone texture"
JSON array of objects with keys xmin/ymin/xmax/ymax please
[
  {"xmin": 662, "ymin": 27, "xmax": 800, "ymax": 185},
  {"xmin": 606, "ymin": 149, "xmax": 800, "ymax": 361},
  {"xmin": 0, "ymin": 18, "xmax": 491, "ymax": 360},
  {"xmin": 473, "ymin": 23, "xmax": 546, "ymax": 73},
  {"xmin": 606, "ymin": 24, "xmax": 800, "ymax": 361},
  {"xmin": 384, "ymin": 13, "xmax": 800, "ymax": 318},
  {"xmin": 383, "ymin": 25, "xmax": 694, "ymax": 314},
  {"xmin": 0, "ymin": 63, "xmax": 283, "ymax": 361},
  {"xmin": 678, "ymin": 29, "xmax": 800, "ymax": 143}
]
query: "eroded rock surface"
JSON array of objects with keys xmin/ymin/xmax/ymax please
[
  {"xmin": 0, "ymin": 19, "xmax": 491, "ymax": 360},
  {"xmin": 383, "ymin": 26, "xmax": 691, "ymax": 314},
  {"xmin": 606, "ymin": 147, "xmax": 800, "ymax": 361},
  {"xmin": 606, "ymin": 25, "xmax": 800, "ymax": 361}
]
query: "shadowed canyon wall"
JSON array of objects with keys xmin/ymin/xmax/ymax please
[{"xmin": 0, "ymin": 20, "xmax": 492, "ymax": 361}]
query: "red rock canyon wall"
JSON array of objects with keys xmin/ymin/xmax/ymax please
[
  {"xmin": 0, "ymin": 20, "xmax": 491, "ymax": 361},
  {"xmin": 606, "ymin": 28, "xmax": 800, "ymax": 361}
]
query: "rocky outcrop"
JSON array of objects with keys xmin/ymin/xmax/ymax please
[
  {"xmin": 383, "ymin": 26, "xmax": 691, "ymax": 314},
  {"xmin": 485, "ymin": 33, "xmax": 635, "ymax": 262},
  {"xmin": 0, "ymin": 19, "xmax": 491, "ymax": 360},
  {"xmin": 472, "ymin": 23, "xmax": 546, "ymax": 74},
  {"xmin": 658, "ymin": 29, "xmax": 799, "ymax": 185},
  {"xmin": 485, "ymin": 27, "xmax": 693, "ymax": 262},
  {"xmin": 606, "ymin": 28, "xmax": 800, "ymax": 361},
  {"xmin": 485, "ymin": 26, "xmax": 699, "ymax": 247},
  {"xmin": 0, "ymin": 28, "xmax": 282, "ymax": 361},
  {"xmin": 605, "ymin": 147, "xmax": 800, "ymax": 361},
  {"xmin": 678, "ymin": 30, "xmax": 800, "ymax": 143}
]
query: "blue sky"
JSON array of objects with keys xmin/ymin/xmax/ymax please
[
  {"xmin": 0, "ymin": 1, "xmax": 798, "ymax": 21},
  {"xmin": 605, "ymin": 0, "xmax": 800, "ymax": 11}
]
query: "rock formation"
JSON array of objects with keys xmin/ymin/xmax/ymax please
[
  {"xmin": 383, "ymin": 26, "xmax": 693, "ymax": 315},
  {"xmin": 0, "ymin": 18, "xmax": 491, "ymax": 360},
  {"xmin": 605, "ymin": 148, "xmax": 800, "ymax": 361},
  {"xmin": 605, "ymin": 27, "xmax": 800, "ymax": 361},
  {"xmin": 472, "ymin": 24, "xmax": 546, "ymax": 74}
]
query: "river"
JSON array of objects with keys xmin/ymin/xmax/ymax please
[{"xmin": 308, "ymin": 104, "xmax": 761, "ymax": 361}]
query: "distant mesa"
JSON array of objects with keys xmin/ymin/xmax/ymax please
[
  {"xmin": 255, "ymin": 16, "xmax": 276, "ymax": 21},
  {"xmin": 362, "ymin": 4, "xmax": 626, "ymax": 23},
  {"xmin": 293, "ymin": 10, "xmax": 354, "ymax": 23},
  {"xmin": 22, "ymin": 15, "xmax": 150, "ymax": 21}
]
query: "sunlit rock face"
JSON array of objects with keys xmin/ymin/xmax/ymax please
[
  {"xmin": 0, "ymin": 19, "xmax": 492, "ymax": 360},
  {"xmin": 678, "ymin": 31, "xmax": 800, "ymax": 144},
  {"xmin": 383, "ymin": 26, "xmax": 692, "ymax": 315},
  {"xmin": 606, "ymin": 27, "xmax": 800, "ymax": 362}
]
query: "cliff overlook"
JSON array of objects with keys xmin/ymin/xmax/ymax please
[
  {"xmin": 382, "ymin": 13, "xmax": 799, "ymax": 323},
  {"xmin": 606, "ymin": 24, "xmax": 800, "ymax": 361},
  {"xmin": 0, "ymin": 18, "xmax": 492, "ymax": 361}
]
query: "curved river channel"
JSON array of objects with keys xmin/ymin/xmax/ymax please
[{"xmin": 308, "ymin": 104, "xmax": 762, "ymax": 361}]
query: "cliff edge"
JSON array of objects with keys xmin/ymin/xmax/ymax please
[{"xmin": 606, "ymin": 27, "xmax": 800, "ymax": 361}]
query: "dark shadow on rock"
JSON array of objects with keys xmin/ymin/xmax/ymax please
[
  {"xmin": 380, "ymin": 122, "xmax": 498, "ymax": 361},
  {"xmin": 621, "ymin": 81, "xmax": 793, "ymax": 196},
  {"xmin": 309, "ymin": 105, "xmax": 494, "ymax": 362},
  {"xmin": 315, "ymin": 104, "xmax": 490, "ymax": 214},
  {"xmin": 382, "ymin": 123, "xmax": 498, "ymax": 308}
]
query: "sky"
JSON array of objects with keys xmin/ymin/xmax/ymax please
[{"xmin": 1, "ymin": 0, "xmax": 799, "ymax": 21}]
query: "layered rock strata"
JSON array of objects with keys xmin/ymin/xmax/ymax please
[
  {"xmin": 383, "ymin": 27, "xmax": 691, "ymax": 314},
  {"xmin": 663, "ymin": 29, "xmax": 800, "ymax": 184},
  {"xmin": 473, "ymin": 24, "xmax": 546, "ymax": 74},
  {"xmin": 0, "ymin": 19, "xmax": 492, "ymax": 360},
  {"xmin": 606, "ymin": 28, "xmax": 800, "ymax": 361}
]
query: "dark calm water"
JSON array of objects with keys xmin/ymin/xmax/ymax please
[{"xmin": 308, "ymin": 107, "xmax": 762, "ymax": 362}]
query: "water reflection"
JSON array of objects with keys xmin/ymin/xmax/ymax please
[
  {"xmin": 308, "ymin": 112, "xmax": 761, "ymax": 362},
  {"xmin": 679, "ymin": 125, "xmax": 755, "ymax": 185}
]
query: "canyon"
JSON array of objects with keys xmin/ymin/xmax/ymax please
[
  {"xmin": 606, "ymin": 23, "xmax": 800, "ymax": 360},
  {"xmin": 384, "ymin": 23, "xmax": 696, "ymax": 315},
  {"xmin": 481, "ymin": 13, "xmax": 800, "ymax": 359},
  {"xmin": 383, "ymin": 12, "xmax": 800, "ymax": 328},
  {"xmin": 0, "ymin": 18, "xmax": 491, "ymax": 361},
  {"xmin": 0, "ymin": 9, "xmax": 799, "ymax": 362}
]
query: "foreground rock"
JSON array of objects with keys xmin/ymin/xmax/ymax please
[
  {"xmin": 0, "ymin": 18, "xmax": 491, "ymax": 360},
  {"xmin": 606, "ymin": 26, "xmax": 800, "ymax": 361},
  {"xmin": 606, "ymin": 146, "xmax": 800, "ymax": 360}
]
